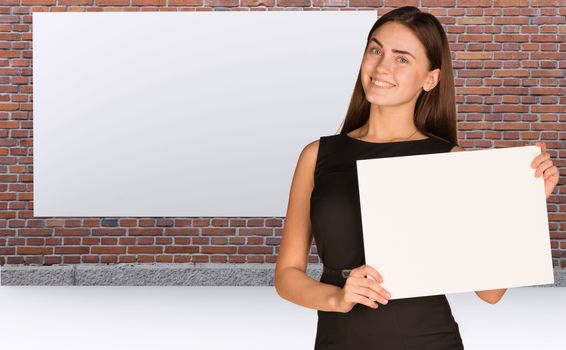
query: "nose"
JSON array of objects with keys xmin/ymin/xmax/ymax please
[{"xmin": 374, "ymin": 55, "xmax": 393, "ymax": 74}]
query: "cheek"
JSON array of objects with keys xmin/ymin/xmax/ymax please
[
  {"xmin": 360, "ymin": 60, "xmax": 373, "ymax": 75},
  {"xmin": 397, "ymin": 69, "xmax": 424, "ymax": 90}
]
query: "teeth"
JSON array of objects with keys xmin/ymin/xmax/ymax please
[{"xmin": 372, "ymin": 78, "xmax": 395, "ymax": 88}]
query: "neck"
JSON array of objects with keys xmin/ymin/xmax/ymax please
[{"xmin": 361, "ymin": 103, "xmax": 418, "ymax": 141}]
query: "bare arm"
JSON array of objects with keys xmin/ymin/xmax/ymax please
[
  {"xmin": 451, "ymin": 144, "xmax": 507, "ymax": 304},
  {"xmin": 274, "ymin": 140, "xmax": 342, "ymax": 312}
]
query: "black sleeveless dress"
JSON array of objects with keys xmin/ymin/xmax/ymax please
[{"xmin": 310, "ymin": 133, "xmax": 465, "ymax": 350}]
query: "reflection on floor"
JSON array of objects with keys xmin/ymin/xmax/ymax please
[{"xmin": 0, "ymin": 286, "xmax": 564, "ymax": 350}]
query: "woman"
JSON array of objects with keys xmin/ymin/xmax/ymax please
[{"xmin": 274, "ymin": 6, "xmax": 559, "ymax": 349}]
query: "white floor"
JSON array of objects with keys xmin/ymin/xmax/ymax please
[{"xmin": 0, "ymin": 286, "xmax": 564, "ymax": 350}]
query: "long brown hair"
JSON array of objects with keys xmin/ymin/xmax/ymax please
[{"xmin": 338, "ymin": 6, "xmax": 458, "ymax": 145}]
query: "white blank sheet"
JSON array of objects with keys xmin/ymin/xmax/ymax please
[
  {"xmin": 32, "ymin": 11, "xmax": 376, "ymax": 217},
  {"xmin": 357, "ymin": 145, "xmax": 554, "ymax": 300}
]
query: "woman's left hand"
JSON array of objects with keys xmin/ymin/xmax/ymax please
[{"xmin": 530, "ymin": 141, "xmax": 560, "ymax": 200}]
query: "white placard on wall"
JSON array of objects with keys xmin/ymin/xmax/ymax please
[
  {"xmin": 33, "ymin": 11, "xmax": 377, "ymax": 217},
  {"xmin": 357, "ymin": 146, "xmax": 554, "ymax": 300}
]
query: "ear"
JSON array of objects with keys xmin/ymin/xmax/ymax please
[{"xmin": 424, "ymin": 68, "xmax": 440, "ymax": 92}]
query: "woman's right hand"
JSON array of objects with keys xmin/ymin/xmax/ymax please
[{"xmin": 334, "ymin": 264, "xmax": 391, "ymax": 313}]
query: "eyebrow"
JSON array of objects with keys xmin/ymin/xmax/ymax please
[{"xmin": 369, "ymin": 37, "xmax": 416, "ymax": 60}]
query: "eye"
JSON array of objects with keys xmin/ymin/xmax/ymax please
[
  {"xmin": 370, "ymin": 47, "xmax": 408, "ymax": 64},
  {"xmin": 370, "ymin": 47, "xmax": 382, "ymax": 55}
]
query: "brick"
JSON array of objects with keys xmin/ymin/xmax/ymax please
[
  {"xmin": 27, "ymin": 238, "xmax": 45, "ymax": 245},
  {"xmin": 155, "ymin": 237, "xmax": 172, "ymax": 245},
  {"xmin": 92, "ymin": 228, "xmax": 125, "ymax": 236},
  {"xmin": 265, "ymin": 219, "xmax": 282, "ymax": 227},
  {"xmin": 165, "ymin": 246, "xmax": 199, "ymax": 253},
  {"xmin": 239, "ymin": 228, "xmax": 272, "ymax": 236},
  {"xmin": 238, "ymin": 246, "xmax": 272, "ymax": 254},
  {"xmin": 201, "ymin": 228, "xmax": 235, "ymax": 236},
  {"xmin": 201, "ymin": 246, "xmax": 237, "ymax": 254},
  {"xmin": 44, "ymin": 256, "xmax": 62, "ymax": 265},
  {"xmin": 275, "ymin": 0, "xmax": 309, "ymax": 6},
  {"xmin": 457, "ymin": 17, "xmax": 491, "ymax": 25},
  {"xmin": 211, "ymin": 219, "xmax": 229, "ymax": 227},
  {"xmin": 164, "ymin": 228, "xmax": 199, "ymax": 236},
  {"xmin": 136, "ymin": 237, "xmax": 154, "ymax": 245},
  {"xmin": 131, "ymin": 0, "xmax": 165, "ymax": 4},
  {"xmin": 230, "ymin": 219, "xmax": 246, "ymax": 227},
  {"xmin": 211, "ymin": 237, "xmax": 228, "ymax": 244},
  {"xmin": 174, "ymin": 237, "xmax": 191, "ymax": 245},
  {"xmin": 100, "ymin": 255, "xmax": 117, "ymax": 263},
  {"xmin": 247, "ymin": 219, "xmax": 264, "ymax": 227},
  {"xmin": 46, "ymin": 219, "xmax": 65, "ymax": 227},
  {"xmin": 0, "ymin": 247, "xmax": 15, "ymax": 254},
  {"xmin": 192, "ymin": 237, "xmax": 209, "ymax": 244},
  {"xmin": 82, "ymin": 237, "xmax": 100, "ymax": 245},
  {"xmin": 82, "ymin": 255, "xmax": 99, "ymax": 263},
  {"xmin": 192, "ymin": 219, "xmax": 210, "ymax": 227},
  {"xmin": 247, "ymin": 236, "xmax": 264, "ymax": 244},
  {"xmin": 17, "ymin": 246, "xmax": 52, "ymax": 255},
  {"xmin": 18, "ymin": 228, "xmax": 52, "ymax": 236},
  {"xmin": 211, "ymin": 255, "xmax": 228, "ymax": 263},
  {"xmin": 119, "ymin": 237, "xmax": 136, "ymax": 245},
  {"xmin": 173, "ymin": 255, "xmax": 191, "ymax": 263},
  {"xmin": 191, "ymin": 255, "xmax": 209, "ymax": 263},
  {"xmin": 63, "ymin": 256, "xmax": 80, "ymax": 264},
  {"xmin": 129, "ymin": 228, "xmax": 162, "ymax": 236},
  {"xmin": 54, "ymin": 228, "xmax": 89, "ymax": 236},
  {"xmin": 156, "ymin": 255, "xmax": 174, "ymax": 263},
  {"xmin": 119, "ymin": 255, "xmax": 136, "ymax": 263},
  {"xmin": 135, "ymin": 255, "xmax": 154, "ymax": 263},
  {"xmin": 55, "ymin": 246, "xmax": 89, "ymax": 254},
  {"xmin": 91, "ymin": 246, "xmax": 126, "ymax": 254},
  {"xmin": 454, "ymin": 52, "xmax": 492, "ymax": 60},
  {"xmin": 23, "ymin": 256, "xmax": 43, "ymax": 264},
  {"xmin": 246, "ymin": 255, "xmax": 264, "ymax": 263},
  {"xmin": 494, "ymin": 0, "xmax": 529, "ymax": 6},
  {"xmin": 101, "ymin": 237, "xmax": 117, "ymax": 245},
  {"xmin": 173, "ymin": 219, "xmax": 192, "ymax": 227},
  {"xmin": 127, "ymin": 246, "xmax": 162, "ymax": 254},
  {"xmin": 532, "ymin": 0, "xmax": 566, "ymax": 6},
  {"xmin": 7, "ymin": 256, "xmax": 24, "ymax": 264},
  {"xmin": 168, "ymin": 0, "xmax": 201, "ymax": 5}
]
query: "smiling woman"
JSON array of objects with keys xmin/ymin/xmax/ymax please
[{"xmin": 275, "ymin": 6, "xmax": 468, "ymax": 350}]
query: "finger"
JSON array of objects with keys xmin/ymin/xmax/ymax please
[
  {"xmin": 535, "ymin": 159, "xmax": 554, "ymax": 177},
  {"xmin": 355, "ymin": 286, "xmax": 389, "ymax": 305},
  {"xmin": 349, "ymin": 287, "xmax": 380, "ymax": 309},
  {"xmin": 534, "ymin": 141, "xmax": 546, "ymax": 153},
  {"xmin": 359, "ymin": 278, "xmax": 391, "ymax": 300},
  {"xmin": 531, "ymin": 152, "xmax": 550, "ymax": 169},
  {"xmin": 543, "ymin": 166, "xmax": 559, "ymax": 181},
  {"xmin": 350, "ymin": 265, "xmax": 382, "ymax": 283},
  {"xmin": 363, "ymin": 264, "xmax": 384, "ymax": 283}
]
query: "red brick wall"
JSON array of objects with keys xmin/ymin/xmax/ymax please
[{"xmin": 0, "ymin": 2, "xmax": 565, "ymax": 267}]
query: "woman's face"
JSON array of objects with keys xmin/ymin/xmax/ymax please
[{"xmin": 361, "ymin": 21, "xmax": 440, "ymax": 107}]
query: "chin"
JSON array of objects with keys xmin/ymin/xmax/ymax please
[{"xmin": 365, "ymin": 96, "xmax": 395, "ymax": 106}]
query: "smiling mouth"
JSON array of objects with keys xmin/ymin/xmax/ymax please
[
  {"xmin": 371, "ymin": 78, "xmax": 396, "ymax": 89},
  {"xmin": 371, "ymin": 79, "xmax": 395, "ymax": 89}
]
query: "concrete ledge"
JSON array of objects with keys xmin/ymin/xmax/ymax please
[
  {"xmin": 0, "ymin": 263, "xmax": 322, "ymax": 286},
  {"xmin": 1, "ymin": 264, "xmax": 565, "ymax": 287},
  {"xmin": 1, "ymin": 265, "xmax": 75, "ymax": 286}
]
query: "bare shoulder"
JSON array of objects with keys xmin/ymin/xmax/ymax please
[
  {"xmin": 296, "ymin": 138, "xmax": 320, "ymax": 184},
  {"xmin": 450, "ymin": 145, "xmax": 465, "ymax": 152},
  {"xmin": 301, "ymin": 138, "xmax": 320, "ymax": 161}
]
